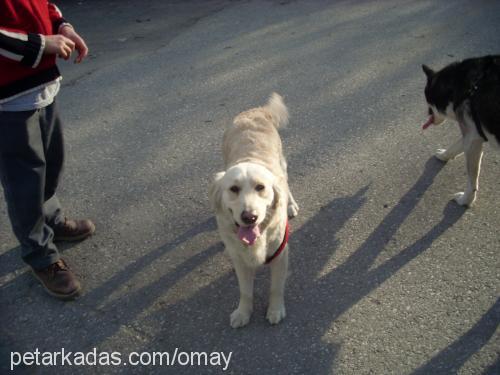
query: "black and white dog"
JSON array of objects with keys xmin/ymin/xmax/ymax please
[{"xmin": 422, "ymin": 55, "xmax": 500, "ymax": 206}]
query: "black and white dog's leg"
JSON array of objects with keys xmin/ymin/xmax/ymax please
[
  {"xmin": 230, "ymin": 259, "xmax": 255, "ymax": 328},
  {"xmin": 454, "ymin": 138, "xmax": 483, "ymax": 207},
  {"xmin": 267, "ymin": 247, "xmax": 288, "ymax": 324},
  {"xmin": 436, "ymin": 137, "xmax": 464, "ymax": 161}
]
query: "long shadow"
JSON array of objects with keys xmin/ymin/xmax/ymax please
[
  {"xmin": 325, "ymin": 158, "xmax": 447, "ymax": 279},
  {"xmin": 80, "ymin": 216, "xmax": 216, "ymax": 304},
  {"xmin": 0, "ymin": 217, "xmax": 215, "ymax": 359},
  {"xmin": 0, "ymin": 217, "xmax": 216, "ymax": 298},
  {"xmin": 413, "ymin": 297, "xmax": 500, "ymax": 374},
  {"xmin": 0, "ymin": 217, "xmax": 221, "ymax": 375},
  {"xmin": 84, "ymin": 241, "xmax": 225, "ymax": 333},
  {"xmin": 282, "ymin": 157, "xmax": 464, "ymax": 373},
  {"xmin": 287, "ymin": 157, "xmax": 461, "ymax": 322}
]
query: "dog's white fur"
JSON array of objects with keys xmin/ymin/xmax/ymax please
[{"xmin": 209, "ymin": 93, "xmax": 299, "ymax": 328}]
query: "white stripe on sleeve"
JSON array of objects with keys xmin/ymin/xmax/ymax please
[
  {"xmin": 0, "ymin": 29, "xmax": 28, "ymax": 61},
  {"xmin": 0, "ymin": 48, "xmax": 23, "ymax": 61},
  {"xmin": 32, "ymin": 34, "xmax": 45, "ymax": 68},
  {"xmin": 0, "ymin": 29, "xmax": 28, "ymax": 41}
]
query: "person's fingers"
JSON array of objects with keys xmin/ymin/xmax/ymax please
[
  {"xmin": 65, "ymin": 38, "xmax": 76, "ymax": 51},
  {"xmin": 58, "ymin": 46, "xmax": 67, "ymax": 59},
  {"xmin": 74, "ymin": 38, "xmax": 89, "ymax": 63},
  {"xmin": 61, "ymin": 44, "xmax": 72, "ymax": 60},
  {"xmin": 78, "ymin": 45, "xmax": 88, "ymax": 62},
  {"xmin": 63, "ymin": 36, "xmax": 77, "ymax": 60},
  {"xmin": 45, "ymin": 34, "xmax": 82, "ymax": 61}
]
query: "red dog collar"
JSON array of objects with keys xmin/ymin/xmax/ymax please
[{"xmin": 265, "ymin": 220, "xmax": 290, "ymax": 265}]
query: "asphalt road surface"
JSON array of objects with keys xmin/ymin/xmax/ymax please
[{"xmin": 1, "ymin": 1, "xmax": 499, "ymax": 374}]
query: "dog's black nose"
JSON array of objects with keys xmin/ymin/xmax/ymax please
[{"xmin": 241, "ymin": 211, "xmax": 258, "ymax": 225}]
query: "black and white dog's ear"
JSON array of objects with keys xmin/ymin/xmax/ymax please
[
  {"xmin": 422, "ymin": 64, "xmax": 434, "ymax": 79},
  {"xmin": 209, "ymin": 172, "xmax": 225, "ymax": 211}
]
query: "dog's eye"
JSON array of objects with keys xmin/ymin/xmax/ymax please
[
  {"xmin": 230, "ymin": 186, "xmax": 240, "ymax": 194},
  {"xmin": 255, "ymin": 184, "xmax": 265, "ymax": 192}
]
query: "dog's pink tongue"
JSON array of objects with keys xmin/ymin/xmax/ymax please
[
  {"xmin": 238, "ymin": 225, "xmax": 260, "ymax": 246},
  {"xmin": 422, "ymin": 116, "xmax": 434, "ymax": 130}
]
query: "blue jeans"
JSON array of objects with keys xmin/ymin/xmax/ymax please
[{"xmin": 0, "ymin": 101, "xmax": 64, "ymax": 270}]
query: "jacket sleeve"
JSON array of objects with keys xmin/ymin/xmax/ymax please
[
  {"xmin": 0, "ymin": 27, "xmax": 45, "ymax": 68},
  {"xmin": 48, "ymin": 2, "xmax": 68, "ymax": 34}
]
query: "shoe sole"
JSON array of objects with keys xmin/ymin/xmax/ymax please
[
  {"xmin": 31, "ymin": 270, "xmax": 82, "ymax": 301},
  {"xmin": 54, "ymin": 223, "xmax": 96, "ymax": 242}
]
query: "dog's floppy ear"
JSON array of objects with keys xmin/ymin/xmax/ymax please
[
  {"xmin": 272, "ymin": 180, "xmax": 284, "ymax": 210},
  {"xmin": 422, "ymin": 64, "xmax": 434, "ymax": 79},
  {"xmin": 209, "ymin": 171, "xmax": 225, "ymax": 212}
]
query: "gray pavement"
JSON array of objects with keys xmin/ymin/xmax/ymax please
[{"xmin": 1, "ymin": 0, "xmax": 499, "ymax": 374}]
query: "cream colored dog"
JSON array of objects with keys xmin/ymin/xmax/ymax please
[{"xmin": 209, "ymin": 93, "xmax": 299, "ymax": 328}]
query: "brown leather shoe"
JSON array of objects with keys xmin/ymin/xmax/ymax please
[
  {"xmin": 31, "ymin": 259, "xmax": 81, "ymax": 300},
  {"xmin": 53, "ymin": 218, "xmax": 95, "ymax": 242}
]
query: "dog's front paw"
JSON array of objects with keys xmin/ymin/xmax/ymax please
[
  {"xmin": 435, "ymin": 149, "xmax": 451, "ymax": 162},
  {"xmin": 230, "ymin": 308, "xmax": 251, "ymax": 328},
  {"xmin": 266, "ymin": 304, "xmax": 286, "ymax": 325},
  {"xmin": 453, "ymin": 192, "xmax": 475, "ymax": 207},
  {"xmin": 288, "ymin": 202, "xmax": 299, "ymax": 218}
]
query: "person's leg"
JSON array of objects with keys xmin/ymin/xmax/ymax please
[
  {"xmin": 0, "ymin": 109, "xmax": 59, "ymax": 270},
  {"xmin": 39, "ymin": 101, "xmax": 95, "ymax": 241},
  {"xmin": 40, "ymin": 101, "xmax": 64, "ymax": 227},
  {"xmin": 0, "ymin": 108, "xmax": 81, "ymax": 299}
]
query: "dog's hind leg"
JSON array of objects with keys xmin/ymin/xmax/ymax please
[
  {"xmin": 230, "ymin": 259, "xmax": 255, "ymax": 328},
  {"xmin": 267, "ymin": 247, "xmax": 288, "ymax": 325},
  {"xmin": 280, "ymin": 157, "xmax": 299, "ymax": 218},
  {"xmin": 436, "ymin": 137, "xmax": 464, "ymax": 161},
  {"xmin": 287, "ymin": 191, "xmax": 299, "ymax": 218},
  {"xmin": 454, "ymin": 138, "xmax": 483, "ymax": 207}
]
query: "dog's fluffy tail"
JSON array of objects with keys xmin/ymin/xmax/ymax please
[{"xmin": 265, "ymin": 92, "xmax": 289, "ymax": 129}]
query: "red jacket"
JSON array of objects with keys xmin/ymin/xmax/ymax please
[{"xmin": 0, "ymin": 0, "xmax": 67, "ymax": 101}]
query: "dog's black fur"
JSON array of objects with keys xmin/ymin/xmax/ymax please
[
  {"xmin": 422, "ymin": 55, "xmax": 499, "ymax": 207},
  {"xmin": 423, "ymin": 55, "xmax": 500, "ymax": 143}
]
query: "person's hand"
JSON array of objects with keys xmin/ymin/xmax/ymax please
[
  {"xmin": 59, "ymin": 25, "xmax": 89, "ymax": 63},
  {"xmin": 44, "ymin": 34, "xmax": 75, "ymax": 60}
]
